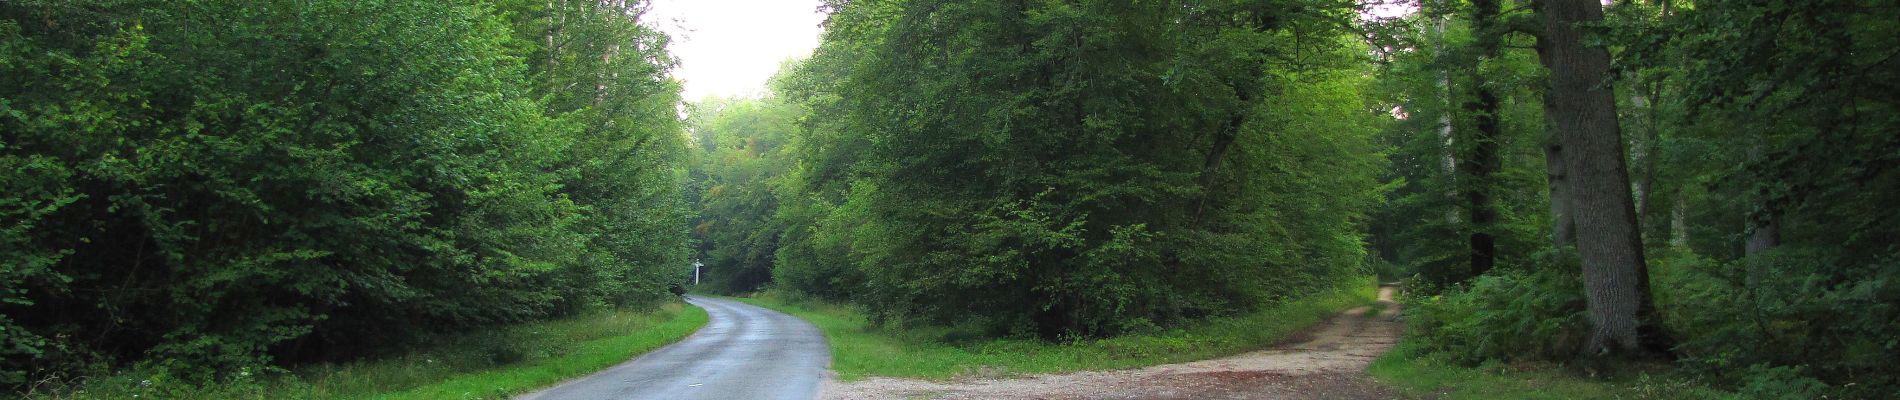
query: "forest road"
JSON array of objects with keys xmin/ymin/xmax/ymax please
[
  {"xmin": 516, "ymin": 295, "xmax": 830, "ymax": 400},
  {"xmin": 822, "ymin": 286, "xmax": 1404, "ymax": 399}
]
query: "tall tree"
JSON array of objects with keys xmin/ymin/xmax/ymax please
[
  {"xmin": 1459, "ymin": 0, "xmax": 1505, "ymax": 278},
  {"xmin": 1533, "ymin": 0, "xmax": 1665, "ymax": 355}
]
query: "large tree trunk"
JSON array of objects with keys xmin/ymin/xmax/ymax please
[
  {"xmin": 1461, "ymin": 0, "xmax": 1503, "ymax": 279},
  {"xmin": 1546, "ymin": 141, "xmax": 1576, "ymax": 247},
  {"xmin": 1535, "ymin": 0, "xmax": 1667, "ymax": 356}
]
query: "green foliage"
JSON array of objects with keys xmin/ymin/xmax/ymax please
[
  {"xmin": 774, "ymin": 0, "xmax": 1386, "ymax": 339},
  {"xmin": 1651, "ymin": 249, "xmax": 1900, "ymax": 398},
  {"xmin": 1363, "ymin": 5, "xmax": 1554, "ymax": 289},
  {"xmin": 686, "ymin": 94, "xmax": 803, "ymax": 294},
  {"xmin": 0, "ymin": 0, "xmax": 689, "ymax": 388},
  {"xmin": 1369, "ymin": 338, "xmax": 1735, "ymax": 400},
  {"xmin": 736, "ymin": 277, "xmax": 1376, "ymax": 380},
  {"xmin": 24, "ymin": 304, "xmax": 706, "ymax": 400},
  {"xmin": 1377, "ymin": 0, "xmax": 1900, "ymax": 395},
  {"xmin": 1405, "ymin": 266, "xmax": 1590, "ymax": 364},
  {"xmin": 1624, "ymin": 0, "xmax": 1899, "ymax": 395}
]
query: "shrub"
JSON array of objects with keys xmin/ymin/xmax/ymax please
[
  {"xmin": 1405, "ymin": 267, "xmax": 1590, "ymax": 364},
  {"xmin": 1653, "ymin": 248, "xmax": 1900, "ymax": 398}
]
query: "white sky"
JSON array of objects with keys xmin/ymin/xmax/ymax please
[{"xmin": 647, "ymin": 0, "xmax": 829, "ymax": 101}]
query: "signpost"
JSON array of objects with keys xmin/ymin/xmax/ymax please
[{"xmin": 693, "ymin": 260, "xmax": 703, "ymax": 285}]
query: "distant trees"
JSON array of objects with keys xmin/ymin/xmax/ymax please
[
  {"xmin": 1368, "ymin": 0, "xmax": 1550, "ymax": 289},
  {"xmin": 755, "ymin": 0, "xmax": 1387, "ymax": 339},
  {"xmin": 686, "ymin": 93, "xmax": 802, "ymax": 294},
  {"xmin": 0, "ymin": 0, "xmax": 688, "ymax": 385}
]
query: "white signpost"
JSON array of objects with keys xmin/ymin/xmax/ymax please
[{"xmin": 693, "ymin": 260, "xmax": 703, "ymax": 285}]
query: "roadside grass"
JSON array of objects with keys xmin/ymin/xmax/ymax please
[
  {"xmin": 1368, "ymin": 339, "xmax": 1734, "ymax": 400},
  {"xmin": 735, "ymin": 277, "xmax": 1379, "ymax": 381},
  {"xmin": 30, "ymin": 302, "xmax": 708, "ymax": 400}
]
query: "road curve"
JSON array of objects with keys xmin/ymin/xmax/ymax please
[{"xmin": 517, "ymin": 295, "xmax": 830, "ymax": 400}]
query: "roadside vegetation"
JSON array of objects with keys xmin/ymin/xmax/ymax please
[
  {"xmin": 736, "ymin": 278, "xmax": 1376, "ymax": 380},
  {"xmin": 1368, "ymin": 339, "xmax": 1733, "ymax": 400},
  {"xmin": 23, "ymin": 304, "xmax": 705, "ymax": 400},
  {"xmin": 1365, "ymin": 0, "xmax": 1899, "ymax": 397},
  {"xmin": 2, "ymin": 0, "xmax": 695, "ymax": 395}
]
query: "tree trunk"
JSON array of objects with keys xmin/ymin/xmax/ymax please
[
  {"xmin": 1547, "ymin": 141, "xmax": 1576, "ymax": 247},
  {"xmin": 1630, "ymin": 90, "xmax": 1654, "ymax": 229},
  {"xmin": 1441, "ymin": 114, "xmax": 1461, "ymax": 226},
  {"xmin": 1461, "ymin": 0, "xmax": 1503, "ymax": 279},
  {"xmin": 1535, "ymin": 0, "xmax": 1667, "ymax": 356},
  {"xmin": 1746, "ymin": 210, "xmax": 1780, "ymax": 255},
  {"xmin": 1669, "ymin": 194, "xmax": 1688, "ymax": 247},
  {"xmin": 1435, "ymin": 17, "xmax": 1461, "ymax": 226},
  {"xmin": 1744, "ymin": 144, "xmax": 1780, "ymax": 256}
]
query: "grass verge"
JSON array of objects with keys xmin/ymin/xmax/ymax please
[
  {"xmin": 1367, "ymin": 338, "xmax": 1733, "ymax": 399},
  {"xmin": 34, "ymin": 302, "xmax": 708, "ymax": 400},
  {"xmin": 735, "ymin": 277, "xmax": 1378, "ymax": 381}
]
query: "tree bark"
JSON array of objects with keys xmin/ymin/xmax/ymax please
[
  {"xmin": 1630, "ymin": 90, "xmax": 1655, "ymax": 230},
  {"xmin": 1535, "ymin": 0, "xmax": 1667, "ymax": 356},
  {"xmin": 1435, "ymin": 17, "xmax": 1461, "ymax": 226},
  {"xmin": 1746, "ymin": 209, "xmax": 1780, "ymax": 255},
  {"xmin": 1669, "ymin": 194, "xmax": 1688, "ymax": 247},
  {"xmin": 1461, "ymin": 0, "xmax": 1503, "ymax": 279},
  {"xmin": 1744, "ymin": 144, "xmax": 1780, "ymax": 256},
  {"xmin": 1546, "ymin": 141, "xmax": 1576, "ymax": 247}
]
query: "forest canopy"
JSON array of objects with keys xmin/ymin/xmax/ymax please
[{"xmin": 1, "ymin": 0, "xmax": 691, "ymax": 385}]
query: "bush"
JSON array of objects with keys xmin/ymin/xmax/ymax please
[
  {"xmin": 1653, "ymin": 248, "xmax": 1900, "ymax": 398},
  {"xmin": 1405, "ymin": 267, "xmax": 1590, "ymax": 364}
]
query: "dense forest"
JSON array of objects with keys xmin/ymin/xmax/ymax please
[
  {"xmin": 689, "ymin": 0, "xmax": 1386, "ymax": 339},
  {"xmin": 690, "ymin": 0, "xmax": 1899, "ymax": 397},
  {"xmin": 4, "ymin": 0, "xmax": 1897, "ymax": 398},
  {"xmin": 1, "ymin": 0, "xmax": 692, "ymax": 388}
]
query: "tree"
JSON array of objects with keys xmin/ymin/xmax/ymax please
[
  {"xmin": 1459, "ymin": 0, "xmax": 1506, "ymax": 279},
  {"xmin": 0, "ymin": 0, "xmax": 689, "ymax": 384},
  {"xmin": 781, "ymin": 0, "xmax": 1385, "ymax": 338},
  {"xmin": 1533, "ymin": 0, "xmax": 1665, "ymax": 355},
  {"xmin": 687, "ymin": 94, "xmax": 801, "ymax": 294}
]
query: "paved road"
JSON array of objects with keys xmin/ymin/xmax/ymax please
[{"xmin": 517, "ymin": 296, "xmax": 830, "ymax": 400}]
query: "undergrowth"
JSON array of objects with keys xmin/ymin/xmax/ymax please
[
  {"xmin": 736, "ymin": 276, "xmax": 1379, "ymax": 381},
  {"xmin": 19, "ymin": 303, "xmax": 707, "ymax": 400}
]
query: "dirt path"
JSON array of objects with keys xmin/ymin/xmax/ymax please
[{"xmin": 821, "ymin": 287, "xmax": 1403, "ymax": 400}]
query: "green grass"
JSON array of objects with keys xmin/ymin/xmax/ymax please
[
  {"xmin": 735, "ymin": 277, "xmax": 1380, "ymax": 381},
  {"xmin": 33, "ymin": 302, "xmax": 708, "ymax": 400},
  {"xmin": 1367, "ymin": 339, "xmax": 1734, "ymax": 400}
]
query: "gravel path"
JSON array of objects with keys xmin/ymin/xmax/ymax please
[{"xmin": 821, "ymin": 287, "xmax": 1403, "ymax": 400}]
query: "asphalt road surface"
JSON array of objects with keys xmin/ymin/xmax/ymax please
[{"xmin": 517, "ymin": 295, "xmax": 830, "ymax": 400}]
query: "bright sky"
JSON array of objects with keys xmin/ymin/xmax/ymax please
[{"xmin": 647, "ymin": 0, "xmax": 829, "ymax": 101}]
